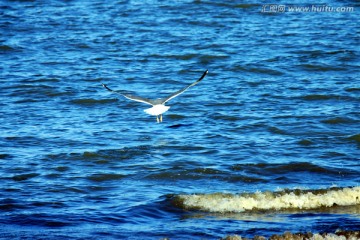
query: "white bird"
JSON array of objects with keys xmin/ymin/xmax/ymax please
[{"xmin": 102, "ymin": 70, "xmax": 208, "ymax": 123}]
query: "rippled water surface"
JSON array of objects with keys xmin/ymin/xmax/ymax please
[{"xmin": 1, "ymin": 1, "xmax": 359, "ymax": 239}]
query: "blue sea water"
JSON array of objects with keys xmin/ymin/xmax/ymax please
[{"xmin": 0, "ymin": 1, "xmax": 359, "ymax": 239}]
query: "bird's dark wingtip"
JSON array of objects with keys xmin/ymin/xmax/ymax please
[
  {"xmin": 102, "ymin": 83, "xmax": 113, "ymax": 92},
  {"xmin": 198, "ymin": 69, "xmax": 208, "ymax": 82}
]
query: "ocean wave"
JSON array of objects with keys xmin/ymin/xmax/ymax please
[
  {"xmin": 45, "ymin": 147, "xmax": 153, "ymax": 164},
  {"xmin": 300, "ymin": 94, "xmax": 348, "ymax": 101},
  {"xmin": 0, "ymin": 44, "xmax": 17, "ymax": 53},
  {"xmin": 348, "ymin": 134, "xmax": 360, "ymax": 144},
  {"xmin": 231, "ymin": 162, "xmax": 341, "ymax": 175},
  {"xmin": 70, "ymin": 98, "xmax": 117, "ymax": 105},
  {"xmin": 321, "ymin": 117, "xmax": 356, "ymax": 125},
  {"xmin": 86, "ymin": 173, "xmax": 125, "ymax": 182},
  {"xmin": 298, "ymin": 63, "xmax": 347, "ymax": 72},
  {"xmin": 12, "ymin": 173, "xmax": 39, "ymax": 182},
  {"xmin": 172, "ymin": 187, "xmax": 360, "ymax": 213},
  {"xmin": 222, "ymin": 230, "xmax": 360, "ymax": 240},
  {"xmin": 345, "ymin": 87, "xmax": 360, "ymax": 92}
]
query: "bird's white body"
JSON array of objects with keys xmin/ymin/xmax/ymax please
[{"xmin": 144, "ymin": 104, "xmax": 170, "ymax": 116}]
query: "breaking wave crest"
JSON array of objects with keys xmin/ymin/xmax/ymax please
[{"xmin": 172, "ymin": 187, "xmax": 360, "ymax": 213}]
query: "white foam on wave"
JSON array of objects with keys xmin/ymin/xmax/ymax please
[{"xmin": 174, "ymin": 187, "xmax": 360, "ymax": 213}]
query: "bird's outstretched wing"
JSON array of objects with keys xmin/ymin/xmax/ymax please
[
  {"xmin": 160, "ymin": 69, "xmax": 208, "ymax": 104},
  {"xmin": 102, "ymin": 84, "xmax": 154, "ymax": 106}
]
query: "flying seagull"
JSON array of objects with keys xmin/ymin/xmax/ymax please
[{"xmin": 102, "ymin": 69, "xmax": 208, "ymax": 123}]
